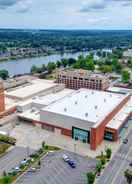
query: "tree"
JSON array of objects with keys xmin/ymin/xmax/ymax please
[
  {"xmin": 100, "ymin": 156, "xmax": 106, "ymax": 165},
  {"xmin": 99, "ymin": 65, "xmax": 112, "ymax": 73},
  {"xmin": 105, "ymin": 148, "xmax": 112, "ymax": 159},
  {"xmin": 30, "ymin": 65, "xmax": 38, "ymax": 74},
  {"xmin": 47, "ymin": 62, "xmax": 56, "ymax": 73},
  {"xmin": 61, "ymin": 59, "xmax": 68, "ymax": 67},
  {"xmin": 86, "ymin": 172, "xmax": 96, "ymax": 184},
  {"xmin": 68, "ymin": 58, "xmax": 76, "ymax": 66},
  {"xmin": 96, "ymin": 161, "xmax": 102, "ymax": 174},
  {"xmin": 41, "ymin": 64, "xmax": 47, "ymax": 72},
  {"xmin": 56, "ymin": 61, "xmax": 61, "ymax": 68},
  {"xmin": 128, "ymin": 60, "xmax": 132, "ymax": 68},
  {"xmin": 42, "ymin": 141, "xmax": 45, "ymax": 148},
  {"xmin": 122, "ymin": 70, "xmax": 130, "ymax": 83},
  {"xmin": 85, "ymin": 60, "xmax": 95, "ymax": 71},
  {"xmin": 124, "ymin": 169, "xmax": 132, "ymax": 184},
  {"xmin": 0, "ymin": 70, "xmax": 9, "ymax": 80}
]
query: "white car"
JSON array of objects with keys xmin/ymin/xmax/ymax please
[{"xmin": 62, "ymin": 154, "xmax": 70, "ymax": 162}]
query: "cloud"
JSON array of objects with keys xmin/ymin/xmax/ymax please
[
  {"xmin": 0, "ymin": 0, "xmax": 32, "ymax": 12},
  {"xmin": 80, "ymin": 0, "xmax": 106, "ymax": 12},
  {"xmin": 0, "ymin": 0, "xmax": 20, "ymax": 9},
  {"xmin": 16, "ymin": 0, "xmax": 32, "ymax": 13},
  {"xmin": 80, "ymin": 0, "xmax": 132, "ymax": 12}
]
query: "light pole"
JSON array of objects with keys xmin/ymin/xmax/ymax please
[{"xmin": 74, "ymin": 143, "xmax": 77, "ymax": 153}]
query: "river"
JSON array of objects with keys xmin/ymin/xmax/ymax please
[{"xmin": 0, "ymin": 51, "xmax": 89, "ymax": 76}]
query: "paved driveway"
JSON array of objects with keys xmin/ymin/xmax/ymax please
[
  {"xmin": 15, "ymin": 150, "xmax": 97, "ymax": 184},
  {"xmin": 0, "ymin": 146, "xmax": 34, "ymax": 176}
]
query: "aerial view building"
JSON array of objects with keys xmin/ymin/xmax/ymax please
[
  {"xmin": 56, "ymin": 69, "xmax": 109, "ymax": 90},
  {"xmin": 18, "ymin": 88, "xmax": 132, "ymax": 150}
]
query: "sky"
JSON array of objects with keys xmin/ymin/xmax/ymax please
[{"xmin": 0, "ymin": 0, "xmax": 132, "ymax": 29}]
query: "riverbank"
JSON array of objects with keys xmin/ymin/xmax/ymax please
[{"xmin": 0, "ymin": 51, "xmax": 89, "ymax": 76}]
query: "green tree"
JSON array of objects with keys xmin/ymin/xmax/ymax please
[
  {"xmin": 47, "ymin": 62, "xmax": 56, "ymax": 73},
  {"xmin": 0, "ymin": 70, "xmax": 9, "ymax": 80},
  {"xmin": 56, "ymin": 61, "xmax": 61, "ymax": 68},
  {"xmin": 96, "ymin": 161, "xmax": 102, "ymax": 174},
  {"xmin": 30, "ymin": 65, "xmax": 38, "ymax": 74},
  {"xmin": 86, "ymin": 172, "xmax": 96, "ymax": 184},
  {"xmin": 128, "ymin": 60, "xmax": 132, "ymax": 68},
  {"xmin": 42, "ymin": 141, "xmax": 45, "ymax": 148},
  {"xmin": 122, "ymin": 70, "xmax": 130, "ymax": 83},
  {"xmin": 85, "ymin": 60, "xmax": 95, "ymax": 71},
  {"xmin": 100, "ymin": 156, "xmax": 106, "ymax": 165},
  {"xmin": 61, "ymin": 59, "xmax": 68, "ymax": 67},
  {"xmin": 99, "ymin": 65, "xmax": 112, "ymax": 73},
  {"xmin": 105, "ymin": 148, "xmax": 112, "ymax": 159},
  {"xmin": 124, "ymin": 169, "xmax": 132, "ymax": 184}
]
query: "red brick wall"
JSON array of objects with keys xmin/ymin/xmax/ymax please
[
  {"xmin": 90, "ymin": 94, "xmax": 131, "ymax": 150},
  {"xmin": 0, "ymin": 107, "xmax": 16, "ymax": 119},
  {"xmin": 0, "ymin": 86, "xmax": 5, "ymax": 112}
]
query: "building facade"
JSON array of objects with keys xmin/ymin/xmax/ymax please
[
  {"xmin": 56, "ymin": 69, "xmax": 109, "ymax": 90},
  {"xmin": 0, "ymin": 81, "xmax": 5, "ymax": 113}
]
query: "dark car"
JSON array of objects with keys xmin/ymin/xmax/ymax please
[
  {"xmin": 129, "ymin": 162, "xmax": 132, "ymax": 167},
  {"xmin": 68, "ymin": 160, "xmax": 76, "ymax": 168},
  {"xmin": 123, "ymin": 139, "xmax": 128, "ymax": 144}
]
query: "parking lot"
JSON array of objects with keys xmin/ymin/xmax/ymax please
[
  {"xmin": 15, "ymin": 150, "xmax": 97, "ymax": 184},
  {"xmin": 0, "ymin": 146, "xmax": 34, "ymax": 176}
]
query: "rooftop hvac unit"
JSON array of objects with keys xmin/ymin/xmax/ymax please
[
  {"xmin": 64, "ymin": 108, "xmax": 67, "ymax": 112},
  {"xmin": 75, "ymin": 101, "xmax": 78, "ymax": 105}
]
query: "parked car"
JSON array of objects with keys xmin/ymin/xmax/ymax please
[
  {"xmin": 62, "ymin": 154, "xmax": 70, "ymax": 162},
  {"xmin": 129, "ymin": 162, "xmax": 132, "ymax": 167},
  {"xmin": 123, "ymin": 139, "xmax": 128, "ymax": 144},
  {"xmin": 68, "ymin": 160, "xmax": 76, "ymax": 168}
]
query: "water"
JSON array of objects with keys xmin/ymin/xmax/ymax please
[{"xmin": 0, "ymin": 51, "xmax": 89, "ymax": 76}]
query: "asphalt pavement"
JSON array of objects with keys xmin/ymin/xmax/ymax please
[
  {"xmin": 0, "ymin": 146, "xmax": 34, "ymax": 176},
  {"xmin": 97, "ymin": 128, "xmax": 132, "ymax": 184},
  {"xmin": 15, "ymin": 150, "xmax": 97, "ymax": 184}
]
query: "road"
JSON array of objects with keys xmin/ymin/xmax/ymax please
[
  {"xmin": 97, "ymin": 129, "xmax": 132, "ymax": 184},
  {"xmin": 0, "ymin": 146, "xmax": 34, "ymax": 176}
]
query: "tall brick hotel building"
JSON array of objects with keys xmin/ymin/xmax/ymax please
[{"xmin": 56, "ymin": 69, "xmax": 109, "ymax": 90}]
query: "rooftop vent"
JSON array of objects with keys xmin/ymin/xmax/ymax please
[
  {"xmin": 104, "ymin": 99, "xmax": 106, "ymax": 102},
  {"xmin": 95, "ymin": 105, "xmax": 98, "ymax": 109},
  {"xmin": 96, "ymin": 115, "xmax": 98, "ymax": 117},
  {"xmin": 85, "ymin": 113, "xmax": 88, "ymax": 117},
  {"xmin": 92, "ymin": 91, "xmax": 94, "ymax": 94},
  {"xmin": 110, "ymin": 94, "xmax": 112, "ymax": 97},
  {"xmin": 64, "ymin": 108, "xmax": 67, "ymax": 112},
  {"xmin": 85, "ymin": 95, "xmax": 88, "ymax": 98},
  {"xmin": 75, "ymin": 101, "xmax": 78, "ymax": 105}
]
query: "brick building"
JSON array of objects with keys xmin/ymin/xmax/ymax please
[
  {"xmin": 0, "ymin": 81, "xmax": 5, "ymax": 113},
  {"xmin": 56, "ymin": 69, "xmax": 109, "ymax": 90},
  {"xmin": 18, "ymin": 88, "xmax": 132, "ymax": 150}
]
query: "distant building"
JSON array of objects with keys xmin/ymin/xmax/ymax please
[
  {"xmin": 56, "ymin": 69, "xmax": 109, "ymax": 90},
  {"xmin": 123, "ymin": 49, "xmax": 132, "ymax": 58},
  {"xmin": 0, "ymin": 81, "xmax": 5, "ymax": 113}
]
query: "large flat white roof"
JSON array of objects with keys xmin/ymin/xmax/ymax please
[
  {"xmin": 32, "ymin": 89, "xmax": 74, "ymax": 106},
  {"xmin": 6, "ymin": 79, "xmax": 57, "ymax": 100},
  {"xmin": 108, "ymin": 87, "xmax": 132, "ymax": 94},
  {"xmin": 42, "ymin": 88, "xmax": 128, "ymax": 127},
  {"xmin": 106, "ymin": 97, "xmax": 132, "ymax": 130}
]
